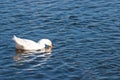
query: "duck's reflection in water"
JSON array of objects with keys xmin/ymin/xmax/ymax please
[{"xmin": 13, "ymin": 48, "xmax": 52, "ymax": 62}]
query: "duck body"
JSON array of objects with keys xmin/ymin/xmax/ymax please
[{"xmin": 13, "ymin": 35, "xmax": 52, "ymax": 51}]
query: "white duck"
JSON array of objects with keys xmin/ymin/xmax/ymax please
[{"xmin": 13, "ymin": 35, "xmax": 52, "ymax": 50}]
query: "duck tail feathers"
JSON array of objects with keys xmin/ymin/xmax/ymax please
[{"xmin": 13, "ymin": 35, "xmax": 17, "ymax": 40}]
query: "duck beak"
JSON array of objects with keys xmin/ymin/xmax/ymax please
[{"xmin": 50, "ymin": 44, "xmax": 53, "ymax": 49}]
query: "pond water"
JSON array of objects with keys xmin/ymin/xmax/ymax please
[{"xmin": 0, "ymin": 0, "xmax": 120, "ymax": 80}]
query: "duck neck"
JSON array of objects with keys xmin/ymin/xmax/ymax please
[{"xmin": 38, "ymin": 41, "xmax": 46, "ymax": 47}]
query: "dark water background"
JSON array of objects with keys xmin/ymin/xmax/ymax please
[{"xmin": 0, "ymin": 0, "xmax": 120, "ymax": 80}]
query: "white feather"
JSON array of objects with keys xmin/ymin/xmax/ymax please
[{"xmin": 13, "ymin": 35, "xmax": 46, "ymax": 50}]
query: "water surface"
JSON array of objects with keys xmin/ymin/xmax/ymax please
[{"xmin": 0, "ymin": 0, "xmax": 120, "ymax": 80}]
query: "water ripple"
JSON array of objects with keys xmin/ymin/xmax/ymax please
[{"xmin": 0, "ymin": 0, "xmax": 120, "ymax": 80}]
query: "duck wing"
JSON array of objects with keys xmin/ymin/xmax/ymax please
[{"xmin": 13, "ymin": 35, "xmax": 42, "ymax": 50}]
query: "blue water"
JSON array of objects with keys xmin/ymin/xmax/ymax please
[{"xmin": 0, "ymin": 0, "xmax": 120, "ymax": 80}]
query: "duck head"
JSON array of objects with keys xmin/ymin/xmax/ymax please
[{"xmin": 38, "ymin": 39, "xmax": 52, "ymax": 49}]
